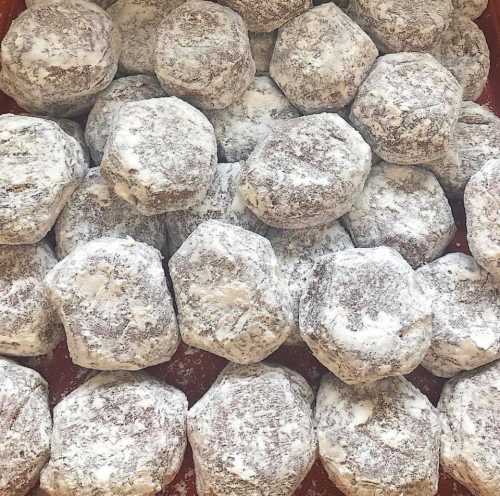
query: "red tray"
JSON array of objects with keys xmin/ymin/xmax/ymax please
[{"xmin": 1, "ymin": 1, "xmax": 499, "ymax": 495}]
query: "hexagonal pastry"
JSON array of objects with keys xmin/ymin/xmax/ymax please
[
  {"xmin": 45, "ymin": 237, "xmax": 179, "ymax": 370},
  {"xmin": 169, "ymin": 220, "xmax": 294, "ymax": 363},
  {"xmin": 0, "ymin": 114, "xmax": 87, "ymax": 245},
  {"xmin": 188, "ymin": 362, "xmax": 317, "ymax": 496}
]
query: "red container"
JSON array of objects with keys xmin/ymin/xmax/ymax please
[{"xmin": 0, "ymin": 2, "xmax": 499, "ymax": 495}]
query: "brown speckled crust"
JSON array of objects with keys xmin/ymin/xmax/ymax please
[
  {"xmin": 0, "ymin": 243, "xmax": 63, "ymax": 357},
  {"xmin": 101, "ymin": 97, "xmax": 217, "ymax": 215},
  {"xmin": 216, "ymin": 0, "xmax": 312, "ymax": 32},
  {"xmin": 422, "ymin": 102, "xmax": 500, "ymax": 198},
  {"xmin": 55, "ymin": 168, "xmax": 168, "ymax": 259},
  {"xmin": 249, "ymin": 31, "xmax": 277, "ymax": 75},
  {"xmin": 40, "ymin": 371, "xmax": 188, "ymax": 496},
  {"xmin": 350, "ymin": 53, "xmax": 462, "ymax": 165},
  {"xmin": 452, "ymin": 0, "xmax": 488, "ymax": 19},
  {"xmin": 239, "ymin": 113, "xmax": 371, "ymax": 229},
  {"xmin": 0, "ymin": 0, "xmax": 121, "ymax": 117},
  {"xmin": 85, "ymin": 75, "xmax": 165, "ymax": 165},
  {"xmin": 300, "ymin": 247, "xmax": 432, "ymax": 384},
  {"xmin": 343, "ymin": 163, "xmax": 456, "ymax": 268},
  {"xmin": 266, "ymin": 222, "xmax": 353, "ymax": 346},
  {"xmin": 108, "ymin": 0, "xmax": 186, "ymax": 76},
  {"xmin": 165, "ymin": 162, "xmax": 266, "ymax": 255},
  {"xmin": 188, "ymin": 362, "xmax": 317, "ymax": 496},
  {"xmin": 205, "ymin": 76, "xmax": 301, "ymax": 162},
  {"xmin": 270, "ymin": 3, "xmax": 377, "ymax": 115},
  {"xmin": 155, "ymin": 0, "xmax": 255, "ymax": 110},
  {"xmin": 26, "ymin": 0, "xmax": 117, "ymax": 8},
  {"xmin": 0, "ymin": 357, "xmax": 51, "ymax": 496},
  {"xmin": 316, "ymin": 373, "xmax": 441, "ymax": 496},
  {"xmin": 465, "ymin": 160, "xmax": 500, "ymax": 281},
  {"xmin": 416, "ymin": 253, "xmax": 500, "ymax": 378},
  {"xmin": 169, "ymin": 220, "xmax": 294, "ymax": 364},
  {"xmin": 432, "ymin": 14, "xmax": 490, "ymax": 101},
  {"xmin": 439, "ymin": 361, "xmax": 500, "ymax": 496},
  {"xmin": 0, "ymin": 115, "xmax": 88, "ymax": 245},
  {"xmin": 348, "ymin": 0, "xmax": 452, "ymax": 54},
  {"xmin": 45, "ymin": 237, "xmax": 179, "ymax": 370}
]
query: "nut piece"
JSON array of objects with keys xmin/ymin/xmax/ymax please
[
  {"xmin": 45, "ymin": 238, "xmax": 179, "ymax": 370},
  {"xmin": 155, "ymin": 0, "xmax": 255, "ymax": 110},
  {"xmin": 465, "ymin": 159, "xmax": 500, "ymax": 281},
  {"xmin": 316, "ymin": 373, "xmax": 441, "ymax": 496},
  {"xmin": 108, "ymin": 0, "xmax": 186, "ymax": 76},
  {"xmin": 267, "ymin": 222, "xmax": 353, "ymax": 345},
  {"xmin": 416, "ymin": 253, "xmax": 500, "ymax": 377},
  {"xmin": 239, "ymin": 114, "xmax": 371, "ymax": 229},
  {"xmin": 0, "ymin": 0, "xmax": 120, "ymax": 117},
  {"xmin": 85, "ymin": 75, "xmax": 165, "ymax": 165},
  {"xmin": 249, "ymin": 31, "xmax": 277, "ymax": 75},
  {"xmin": 439, "ymin": 361, "xmax": 500, "ymax": 496},
  {"xmin": 0, "ymin": 357, "xmax": 51, "ymax": 496},
  {"xmin": 348, "ymin": 0, "xmax": 453, "ymax": 53},
  {"xmin": 350, "ymin": 53, "xmax": 462, "ymax": 165},
  {"xmin": 300, "ymin": 247, "xmax": 432, "ymax": 384},
  {"xmin": 0, "ymin": 115, "xmax": 87, "ymax": 245},
  {"xmin": 0, "ymin": 242, "xmax": 63, "ymax": 357},
  {"xmin": 188, "ymin": 362, "xmax": 317, "ymax": 496},
  {"xmin": 101, "ymin": 97, "xmax": 217, "ymax": 215},
  {"xmin": 165, "ymin": 162, "xmax": 265, "ymax": 255},
  {"xmin": 55, "ymin": 168, "xmax": 168, "ymax": 259},
  {"xmin": 169, "ymin": 220, "xmax": 293, "ymax": 363},
  {"xmin": 343, "ymin": 163, "xmax": 456, "ymax": 268},
  {"xmin": 432, "ymin": 14, "xmax": 490, "ymax": 101},
  {"xmin": 217, "ymin": 0, "xmax": 311, "ymax": 32},
  {"xmin": 40, "ymin": 371, "xmax": 188, "ymax": 496},
  {"xmin": 270, "ymin": 3, "xmax": 378, "ymax": 114},
  {"xmin": 206, "ymin": 76, "xmax": 301, "ymax": 162},
  {"xmin": 422, "ymin": 101, "xmax": 500, "ymax": 198},
  {"xmin": 451, "ymin": 0, "xmax": 488, "ymax": 19}
]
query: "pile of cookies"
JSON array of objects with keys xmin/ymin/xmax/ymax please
[{"xmin": 0, "ymin": 0, "xmax": 498, "ymax": 495}]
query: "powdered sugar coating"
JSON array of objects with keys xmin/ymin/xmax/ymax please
[
  {"xmin": 348, "ymin": 0, "xmax": 452, "ymax": 53},
  {"xmin": 188, "ymin": 362, "xmax": 317, "ymax": 496},
  {"xmin": 0, "ymin": 243, "xmax": 63, "ymax": 357},
  {"xmin": 239, "ymin": 113, "xmax": 371, "ymax": 229},
  {"xmin": 165, "ymin": 162, "xmax": 265, "ymax": 255},
  {"xmin": 465, "ymin": 159, "xmax": 500, "ymax": 281},
  {"xmin": 85, "ymin": 75, "xmax": 165, "ymax": 165},
  {"xmin": 300, "ymin": 247, "xmax": 432, "ymax": 384},
  {"xmin": 26, "ymin": 0, "xmax": 117, "ymax": 7},
  {"xmin": 0, "ymin": 114, "xmax": 87, "ymax": 245},
  {"xmin": 344, "ymin": 163, "xmax": 456, "ymax": 268},
  {"xmin": 108, "ymin": 0, "xmax": 186, "ymax": 76},
  {"xmin": 416, "ymin": 253, "xmax": 500, "ymax": 377},
  {"xmin": 45, "ymin": 237, "xmax": 179, "ymax": 370},
  {"xmin": 216, "ymin": 0, "xmax": 312, "ymax": 32},
  {"xmin": 55, "ymin": 168, "xmax": 168, "ymax": 259},
  {"xmin": 101, "ymin": 97, "xmax": 217, "ymax": 215},
  {"xmin": 439, "ymin": 361, "xmax": 500, "ymax": 496},
  {"xmin": 432, "ymin": 14, "xmax": 490, "ymax": 101},
  {"xmin": 270, "ymin": 3, "xmax": 378, "ymax": 114},
  {"xmin": 316, "ymin": 373, "xmax": 441, "ymax": 496},
  {"xmin": 350, "ymin": 53, "xmax": 462, "ymax": 165},
  {"xmin": 40, "ymin": 371, "xmax": 188, "ymax": 496},
  {"xmin": 169, "ymin": 220, "xmax": 293, "ymax": 364},
  {"xmin": 422, "ymin": 102, "xmax": 500, "ymax": 198},
  {"xmin": 249, "ymin": 31, "xmax": 276, "ymax": 75},
  {"xmin": 452, "ymin": 0, "xmax": 488, "ymax": 19},
  {"xmin": 206, "ymin": 76, "xmax": 301, "ymax": 162},
  {"xmin": 0, "ymin": 0, "xmax": 120, "ymax": 117},
  {"xmin": 0, "ymin": 357, "xmax": 51, "ymax": 496},
  {"xmin": 155, "ymin": 0, "xmax": 255, "ymax": 110},
  {"xmin": 267, "ymin": 222, "xmax": 353, "ymax": 346}
]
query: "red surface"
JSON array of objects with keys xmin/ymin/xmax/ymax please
[{"xmin": 1, "ymin": 0, "xmax": 499, "ymax": 495}]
